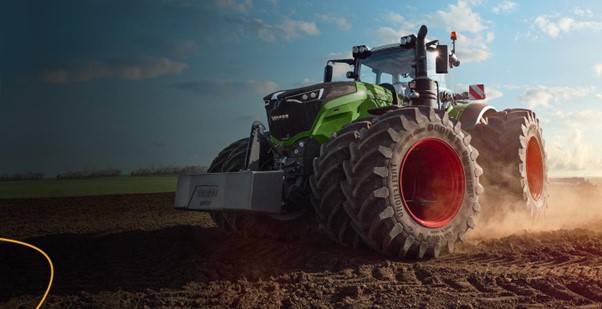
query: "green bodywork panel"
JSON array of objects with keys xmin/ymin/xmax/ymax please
[
  {"xmin": 273, "ymin": 82, "xmax": 393, "ymax": 146},
  {"xmin": 268, "ymin": 82, "xmax": 480, "ymax": 147},
  {"xmin": 447, "ymin": 104, "xmax": 470, "ymax": 122}
]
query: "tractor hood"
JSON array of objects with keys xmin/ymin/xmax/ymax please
[
  {"xmin": 263, "ymin": 82, "xmax": 357, "ymax": 141},
  {"xmin": 263, "ymin": 81, "xmax": 357, "ymax": 103}
]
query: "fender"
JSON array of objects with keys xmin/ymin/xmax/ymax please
[
  {"xmin": 449, "ymin": 103, "xmax": 496, "ymax": 130},
  {"xmin": 368, "ymin": 105, "xmax": 402, "ymax": 116}
]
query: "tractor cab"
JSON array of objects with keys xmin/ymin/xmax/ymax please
[{"xmin": 324, "ymin": 30, "xmax": 462, "ymax": 109}]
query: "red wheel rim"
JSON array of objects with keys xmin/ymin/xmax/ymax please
[
  {"xmin": 400, "ymin": 138, "xmax": 466, "ymax": 228},
  {"xmin": 526, "ymin": 136, "xmax": 544, "ymax": 201}
]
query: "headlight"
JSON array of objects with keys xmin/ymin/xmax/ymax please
[
  {"xmin": 352, "ymin": 45, "xmax": 371, "ymax": 59},
  {"xmin": 400, "ymin": 34, "xmax": 417, "ymax": 48},
  {"xmin": 285, "ymin": 89, "xmax": 324, "ymax": 103}
]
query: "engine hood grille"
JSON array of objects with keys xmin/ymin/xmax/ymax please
[{"xmin": 264, "ymin": 82, "xmax": 357, "ymax": 141}]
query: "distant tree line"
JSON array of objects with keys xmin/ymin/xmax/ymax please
[
  {"xmin": 56, "ymin": 168, "xmax": 122, "ymax": 179},
  {"xmin": 130, "ymin": 165, "xmax": 207, "ymax": 176},
  {"xmin": 0, "ymin": 172, "xmax": 44, "ymax": 181},
  {"xmin": 0, "ymin": 165, "xmax": 208, "ymax": 181}
]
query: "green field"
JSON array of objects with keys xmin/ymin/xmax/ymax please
[{"xmin": 0, "ymin": 176, "xmax": 178, "ymax": 199}]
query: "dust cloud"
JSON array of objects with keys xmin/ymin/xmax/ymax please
[{"xmin": 469, "ymin": 178, "xmax": 602, "ymax": 241}]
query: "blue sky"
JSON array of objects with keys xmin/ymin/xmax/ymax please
[{"xmin": 1, "ymin": 0, "xmax": 601, "ymax": 177}]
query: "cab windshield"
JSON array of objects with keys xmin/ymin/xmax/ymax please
[
  {"xmin": 357, "ymin": 47, "xmax": 447, "ymax": 94},
  {"xmin": 357, "ymin": 47, "xmax": 416, "ymax": 94}
]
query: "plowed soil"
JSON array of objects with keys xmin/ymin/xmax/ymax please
[{"xmin": 1, "ymin": 185, "xmax": 602, "ymax": 308}]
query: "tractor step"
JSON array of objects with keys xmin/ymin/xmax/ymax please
[{"xmin": 175, "ymin": 170, "xmax": 284, "ymax": 213}]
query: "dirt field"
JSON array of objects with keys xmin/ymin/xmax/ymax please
[{"xmin": 1, "ymin": 184, "xmax": 602, "ymax": 308}]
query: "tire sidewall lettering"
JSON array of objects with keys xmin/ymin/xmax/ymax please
[{"xmin": 387, "ymin": 120, "xmax": 476, "ymax": 240}]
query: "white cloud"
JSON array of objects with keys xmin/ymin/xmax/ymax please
[
  {"xmin": 533, "ymin": 16, "xmax": 573, "ymax": 38},
  {"xmin": 251, "ymin": 19, "xmax": 276, "ymax": 42},
  {"xmin": 119, "ymin": 56, "xmax": 188, "ymax": 80},
  {"xmin": 596, "ymin": 94, "xmax": 602, "ymax": 101},
  {"xmin": 171, "ymin": 79, "xmax": 278, "ymax": 97},
  {"xmin": 521, "ymin": 87, "xmax": 553, "ymax": 109},
  {"xmin": 247, "ymin": 80, "xmax": 279, "ymax": 95},
  {"xmin": 172, "ymin": 39, "xmax": 200, "ymax": 58},
  {"xmin": 429, "ymin": 1, "xmax": 487, "ymax": 33},
  {"xmin": 214, "ymin": 0, "xmax": 252, "ymax": 13},
  {"xmin": 280, "ymin": 17, "xmax": 320, "ymax": 40},
  {"xmin": 39, "ymin": 56, "xmax": 188, "ymax": 84},
  {"xmin": 519, "ymin": 85, "xmax": 592, "ymax": 108},
  {"xmin": 551, "ymin": 110, "xmax": 602, "ymax": 129},
  {"xmin": 547, "ymin": 127, "xmax": 598, "ymax": 170},
  {"xmin": 481, "ymin": 30, "xmax": 495, "ymax": 44},
  {"xmin": 573, "ymin": 7, "xmax": 593, "ymax": 17},
  {"xmin": 374, "ymin": 27, "xmax": 404, "ymax": 44},
  {"xmin": 317, "ymin": 14, "xmax": 351, "ymax": 31},
  {"xmin": 227, "ymin": 16, "xmax": 319, "ymax": 42},
  {"xmin": 374, "ymin": 12, "xmax": 416, "ymax": 44},
  {"xmin": 484, "ymin": 87, "xmax": 503, "ymax": 101},
  {"xmin": 455, "ymin": 83, "xmax": 503, "ymax": 102},
  {"xmin": 455, "ymin": 32, "xmax": 494, "ymax": 62},
  {"xmin": 39, "ymin": 61, "xmax": 111, "ymax": 84},
  {"xmin": 461, "ymin": 0, "xmax": 484, "ymax": 5},
  {"xmin": 594, "ymin": 63, "xmax": 602, "ymax": 77},
  {"xmin": 376, "ymin": 2, "xmax": 492, "ymax": 63},
  {"xmin": 492, "ymin": 1, "xmax": 517, "ymax": 15},
  {"xmin": 545, "ymin": 111, "xmax": 602, "ymax": 170},
  {"xmin": 496, "ymin": 84, "xmax": 523, "ymax": 90},
  {"xmin": 527, "ymin": 13, "xmax": 602, "ymax": 39},
  {"xmin": 384, "ymin": 12, "xmax": 410, "ymax": 25}
]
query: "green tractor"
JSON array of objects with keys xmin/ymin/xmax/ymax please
[{"xmin": 175, "ymin": 25, "xmax": 548, "ymax": 259}]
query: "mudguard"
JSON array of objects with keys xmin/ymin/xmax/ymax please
[{"xmin": 449, "ymin": 103, "xmax": 496, "ymax": 130}]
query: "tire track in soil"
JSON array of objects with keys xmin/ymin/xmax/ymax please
[
  {"xmin": 427, "ymin": 231, "xmax": 602, "ymax": 306},
  {"xmin": 1, "ymin": 193, "xmax": 602, "ymax": 308}
]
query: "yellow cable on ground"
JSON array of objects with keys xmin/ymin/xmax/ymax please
[{"xmin": 0, "ymin": 237, "xmax": 54, "ymax": 309}]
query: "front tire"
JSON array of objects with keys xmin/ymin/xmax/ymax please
[
  {"xmin": 207, "ymin": 138, "xmax": 248, "ymax": 232},
  {"xmin": 310, "ymin": 120, "xmax": 372, "ymax": 249},
  {"xmin": 342, "ymin": 107, "xmax": 483, "ymax": 259},
  {"xmin": 207, "ymin": 138, "xmax": 313, "ymax": 240}
]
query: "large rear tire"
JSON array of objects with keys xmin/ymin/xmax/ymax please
[
  {"xmin": 310, "ymin": 120, "xmax": 372, "ymax": 249},
  {"xmin": 466, "ymin": 109, "xmax": 548, "ymax": 218},
  {"xmin": 342, "ymin": 106, "xmax": 483, "ymax": 259},
  {"xmin": 207, "ymin": 138, "xmax": 313, "ymax": 240}
]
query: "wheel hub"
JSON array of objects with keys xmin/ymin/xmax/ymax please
[
  {"xmin": 526, "ymin": 136, "xmax": 544, "ymax": 200},
  {"xmin": 400, "ymin": 138, "xmax": 466, "ymax": 228}
]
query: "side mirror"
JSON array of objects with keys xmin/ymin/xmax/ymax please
[
  {"xmin": 436, "ymin": 45, "xmax": 449, "ymax": 74},
  {"xmin": 324, "ymin": 64, "xmax": 333, "ymax": 82}
]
